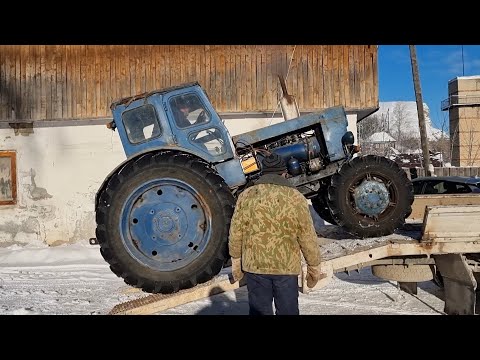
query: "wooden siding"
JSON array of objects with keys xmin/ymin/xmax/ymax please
[{"xmin": 0, "ymin": 45, "xmax": 378, "ymax": 121}]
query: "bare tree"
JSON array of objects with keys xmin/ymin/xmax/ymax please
[
  {"xmin": 357, "ymin": 113, "xmax": 398, "ymax": 156},
  {"xmin": 429, "ymin": 111, "xmax": 451, "ymax": 164},
  {"xmin": 450, "ymin": 121, "xmax": 459, "ymax": 165},
  {"xmin": 447, "ymin": 117, "xmax": 480, "ymax": 166},
  {"xmin": 392, "ymin": 102, "xmax": 408, "ymax": 150},
  {"xmin": 357, "ymin": 114, "xmax": 383, "ymax": 143},
  {"xmin": 429, "ymin": 138, "xmax": 450, "ymax": 163},
  {"xmin": 461, "ymin": 117, "xmax": 480, "ymax": 166},
  {"xmin": 402, "ymin": 137, "xmax": 422, "ymax": 153}
]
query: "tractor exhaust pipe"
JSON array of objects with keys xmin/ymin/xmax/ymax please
[{"xmin": 278, "ymin": 75, "xmax": 300, "ymax": 121}]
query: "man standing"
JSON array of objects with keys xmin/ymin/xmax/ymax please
[{"xmin": 229, "ymin": 153, "xmax": 324, "ymax": 315}]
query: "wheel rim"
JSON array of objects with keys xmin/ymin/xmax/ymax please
[
  {"xmin": 348, "ymin": 173, "xmax": 397, "ymax": 220},
  {"xmin": 120, "ymin": 178, "xmax": 212, "ymax": 272}
]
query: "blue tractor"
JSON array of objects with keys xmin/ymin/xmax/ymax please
[{"xmin": 96, "ymin": 82, "xmax": 413, "ymax": 294}]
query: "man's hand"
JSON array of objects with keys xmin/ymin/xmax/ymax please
[
  {"xmin": 231, "ymin": 258, "xmax": 244, "ymax": 283},
  {"xmin": 306, "ymin": 265, "xmax": 327, "ymax": 288}
]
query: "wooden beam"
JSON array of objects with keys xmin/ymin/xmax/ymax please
[{"xmin": 109, "ymin": 271, "xmax": 246, "ymax": 315}]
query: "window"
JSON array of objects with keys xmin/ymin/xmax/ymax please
[
  {"xmin": 122, "ymin": 104, "xmax": 161, "ymax": 144},
  {"xmin": 433, "ymin": 181, "xmax": 447, "ymax": 194},
  {"xmin": 423, "ymin": 181, "xmax": 440, "ymax": 194},
  {"xmin": 452, "ymin": 183, "xmax": 471, "ymax": 194},
  {"xmin": 0, "ymin": 151, "xmax": 17, "ymax": 205},
  {"xmin": 435, "ymin": 181, "xmax": 471, "ymax": 194},
  {"xmin": 189, "ymin": 128, "xmax": 226, "ymax": 156},
  {"xmin": 413, "ymin": 181, "xmax": 424, "ymax": 194},
  {"xmin": 169, "ymin": 94, "xmax": 211, "ymax": 128}
]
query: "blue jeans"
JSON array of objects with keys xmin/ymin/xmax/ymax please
[{"xmin": 245, "ymin": 272, "xmax": 299, "ymax": 315}]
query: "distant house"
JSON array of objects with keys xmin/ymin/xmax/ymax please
[{"xmin": 363, "ymin": 131, "xmax": 396, "ymax": 153}]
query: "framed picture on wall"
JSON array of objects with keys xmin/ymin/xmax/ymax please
[{"xmin": 0, "ymin": 151, "xmax": 17, "ymax": 205}]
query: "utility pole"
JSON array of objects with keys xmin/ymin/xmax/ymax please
[{"xmin": 409, "ymin": 45, "xmax": 431, "ymax": 176}]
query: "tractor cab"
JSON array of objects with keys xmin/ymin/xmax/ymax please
[{"xmin": 109, "ymin": 82, "xmax": 235, "ymax": 163}]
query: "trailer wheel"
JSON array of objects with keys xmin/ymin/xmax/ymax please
[
  {"xmin": 95, "ymin": 152, "xmax": 235, "ymax": 294},
  {"xmin": 328, "ymin": 155, "xmax": 414, "ymax": 238}
]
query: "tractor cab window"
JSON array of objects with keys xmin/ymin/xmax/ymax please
[
  {"xmin": 189, "ymin": 128, "xmax": 227, "ymax": 156},
  {"xmin": 122, "ymin": 104, "xmax": 161, "ymax": 144},
  {"xmin": 170, "ymin": 94, "xmax": 210, "ymax": 128}
]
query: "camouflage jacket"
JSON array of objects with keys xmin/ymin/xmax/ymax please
[{"xmin": 228, "ymin": 174, "xmax": 321, "ymax": 275}]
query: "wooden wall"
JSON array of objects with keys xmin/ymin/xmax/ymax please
[{"xmin": 0, "ymin": 45, "xmax": 378, "ymax": 121}]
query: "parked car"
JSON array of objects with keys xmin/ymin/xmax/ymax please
[{"xmin": 412, "ymin": 176, "xmax": 480, "ymax": 195}]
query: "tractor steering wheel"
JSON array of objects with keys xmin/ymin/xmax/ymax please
[{"xmin": 195, "ymin": 110, "xmax": 208, "ymax": 125}]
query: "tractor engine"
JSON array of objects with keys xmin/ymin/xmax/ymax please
[{"xmin": 267, "ymin": 134, "xmax": 323, "ymax": 176}]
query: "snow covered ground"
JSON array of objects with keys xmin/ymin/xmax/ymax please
[{"xmin": 0, "ymin": 240, "xmax": 447, "ymax": 315}]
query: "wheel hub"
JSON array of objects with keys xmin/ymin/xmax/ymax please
[
  {"xmin": 122, "ymin": 181, "xmax": 210, "ymax": 271},
  {"xmin": 354, "ymin": 180, "xmax": 389, "ymax": 216},
  {"xmin": 152, "ymin": 207, "xmax": 185, "ymax": 243},
  {"xmin": 156, "ymin": 214, "xmax": 175, "ymax": 233}
]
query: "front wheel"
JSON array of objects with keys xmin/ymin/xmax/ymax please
[{"xmin": 328, "ymin": 155, "xmax": 414, "ymax": 238}]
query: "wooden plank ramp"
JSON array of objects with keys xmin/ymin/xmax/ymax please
[{"xmin": 109, "ymin": 270, "xmax": 245, "ymax": 315}]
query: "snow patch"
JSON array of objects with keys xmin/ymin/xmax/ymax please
[
  {"xmin": 449, "ymin": 75, "xmax": 480, "ymax": 82},
  {"xmin": 0, "ymin": 242, "xmax": 105, "ymax": 268}
]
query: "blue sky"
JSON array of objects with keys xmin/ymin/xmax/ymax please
[{"xmin": 379, "ymin": 45, "xmax": 480, "ymax": 132}]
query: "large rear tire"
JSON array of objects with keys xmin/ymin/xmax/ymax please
[
  {"xmin": 95, "ymin": 152, "xmax": 235, "ymax": 294},
  {"xmin": 328, "ymin": 155, "xmax": 413, "ymax": 238}
]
